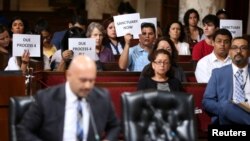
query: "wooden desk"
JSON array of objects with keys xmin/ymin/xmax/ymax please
[{"xmin": 0, "ymin": 74, "xmax": 26, "ymax": 141}]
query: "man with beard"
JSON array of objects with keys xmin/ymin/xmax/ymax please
[{"xmin": 202, "ymin": 37, "xmax": 250, "ymax": 125}]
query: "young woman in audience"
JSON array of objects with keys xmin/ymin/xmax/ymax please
[
  {"xmin": 141, "ymin": 37, "xmax": 187, "ymax": 82},
  {"xmin": 183, "ymin": 9, "xmax": 203, "ymax": 49},
  {"xmin": 0, "ymin": 24, "xmax": 11, "ymax": 70},
  {"xmin": 102, "ymin": 17, "xmax": 125, "ymax": 56},
  {"xmin": 5, "ymin": 17, "xmax": 32, "ymax": 74},
  {"xmin": 34, "ymin": 18, "xmax": 57, "ymax": 70},
  {"xmin": 138, "ymin": 49, "xmax": 183, "ymax": 91},
  {"xmin": 86, "ymin": 22, "xmax": 114, "ymax": 63},
  {"xmin": 165, "ymin": 21, "xmax": 190, "ymax": 55}
]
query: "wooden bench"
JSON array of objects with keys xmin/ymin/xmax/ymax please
[
  {"xmin": 185, "ymin": 71, "xmax": 196, "ymax": 82},
  {"xmin": 177, "ymin": 55, "xmax": 192, "ymax": 62},
  {"xmin": 177, "ymin": 62, "xmax": 195, "ymax": 71}
]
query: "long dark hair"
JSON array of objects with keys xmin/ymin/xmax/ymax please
[{"xmin": 164, "ymin": 21, "xmax": 185, "ymax": 42}]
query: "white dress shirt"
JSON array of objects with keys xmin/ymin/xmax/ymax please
[
  {"xmin": 63, "ymin": 82, "xmax": 90, "ymax": 141},
  {"xmin": 232, "ymin": 64, "xmax": 250, "ymax": 104},
  {"xmin": 195, "ymin": 51, "xmax": 231, "ymax": 83},
  {"xmin": 177, "ymin": 42, "xmax": 190, "ymax": 55}
]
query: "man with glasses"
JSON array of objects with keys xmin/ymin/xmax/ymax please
[
  {"xmin": 203, "ymin": 36, "xmax": 250, "ymax": 124},
  {"xmin": 119, "ymin": 22, "xmax": 156, "ymax": 71},
  {"xmin": 195, "ymin": 29, "xmax": 232, "ymax": 83}
]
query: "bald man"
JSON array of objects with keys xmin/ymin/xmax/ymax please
[{"xmin": 17, "ymin": 55, "xmax": 120, "ymax": 141}]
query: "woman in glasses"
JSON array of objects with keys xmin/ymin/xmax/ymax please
[{"xmin": 137, "ymin": 49, "xmax": 182, "ymax": 91}]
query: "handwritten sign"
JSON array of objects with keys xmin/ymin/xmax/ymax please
[
  {"xmin": 12, "ymin": 34, "xmax": 41, "ymax": 57},
  {"xmin": 220, "ymin": 20, "xmax": 242, "ymax": 38},
  {"xmin": 113, "ymin": 13, "xmax": 141, "ymax": 38},
  {"xmin": 134, "ymin": 17, "xmax": 157, "ymax": 38},
  {"xmin": 68, "ymin": 38, "xmax": 96, "ymax": 60}
]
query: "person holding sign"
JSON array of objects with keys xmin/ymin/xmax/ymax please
[
  {"xmin": 119, "ymin": 22, "xmax": 156, "ymax": 71},
  {"xmin": 203, "ymin": 37, "xmax": 250, "ymax": 124},
  {"xmin": 86, "ymin": 22, "xmax": 114, "ymax": 63}
]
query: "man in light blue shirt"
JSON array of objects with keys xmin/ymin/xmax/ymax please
[{"xmin": 119, "ymin": 22, "xmax": 156, "ymax": 71}]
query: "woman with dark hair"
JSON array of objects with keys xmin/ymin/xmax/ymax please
[
  {"xmin": 0, "ymin": 24, "xmax": 11, "ymax": 70},
  {"xmin": 183, "ymin": 8, "xmax": 203, "ymax": 48},
  {"xmin": 102, "ymin": 17, "xmax": 125, "ymax": 56},
  {"xmin": 141, "ymin": 37, "xmax": 187, "ymax": 82},
  {"xmin": 137, "ymin": 49, "xmax": 183, "ymax": 91},
  {"xmin": 165, "ymin": 21, "xmax": 190, "ymax": 55},
  {"xmin": 9, "ymin": 16, "xmax": 29, "ymax": 36}
]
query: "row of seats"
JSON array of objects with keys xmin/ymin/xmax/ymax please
[{"xmin": 33, "ymin": 71, "xmax": 209, "ymax": 138}]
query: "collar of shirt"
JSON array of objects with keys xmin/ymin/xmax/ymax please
[
  {"xmin": 211, "ymin": 51, "xmax": 231, "ymax": 63},
  {"xmin": 65, "ymin": 82, "xmax": 87, "ymax": 104}
]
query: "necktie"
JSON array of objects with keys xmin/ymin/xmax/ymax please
[
  {"xmin": 234, "ymin": 69, "xmax": 245, "ymax": 103},
  {"xmin": 77, "ymin": 98, "xmax": 84, "ymax": 141}
]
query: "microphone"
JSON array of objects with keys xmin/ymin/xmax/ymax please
[{"xmin": 86, "ymin": 98, "xmax": 100, "ymax": 141}]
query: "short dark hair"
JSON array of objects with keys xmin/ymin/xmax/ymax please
[
  {"xmin": 141, "ymin": 22, "xmax": 156, "ymax": 34},
  {"xmin": 183, "ymin": 8, "xmax": 200, "ymax": 26},
  {"xmin": 212, "ymin": 28, "xmax": 232, "ymax": 41},
  {"xmin": 71, "ymin": 15, "xmax": 87, "ymax": 26},
  {"xmin": 202, "ymin": 14, "xmax": 220, "ymax": 28},
  {"xmin": 216, "ymin": 9, "xmax": 228, "ymax": 17}
]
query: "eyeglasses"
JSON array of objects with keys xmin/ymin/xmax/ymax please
[
  {"xmin": 230, "ymin": 45, "xmax": 249, "ymax": 51},
  {"xmin": 153, "ymin": 61, "xmax": 170, "ymax": 65}
]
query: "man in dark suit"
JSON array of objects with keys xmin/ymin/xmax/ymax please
[
  {"xmin": 202, "ymin": 37, "xmax": 250, "ymax": 124},
  {"xmin": 17, "ymin": 55, "xmax": 120, "ymax": 141}
]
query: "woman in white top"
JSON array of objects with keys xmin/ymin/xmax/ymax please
[{"xmin": 166, "ymin": 21, "xmax": 190, "ymax": 55}]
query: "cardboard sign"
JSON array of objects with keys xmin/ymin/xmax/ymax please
[
  {"xmin": 220, "ymin": 20, "xmax": 242, "ymax": 38},
  {"xmin": 68, "ymin": 38, "xmax": 96, "ymax": 60},
  {"xmin": 113, "ymin": 13, "xmax": 141, "ymax": 38},
  {"xmin": 12, "ymin": 34, "xmax": 41, "ymax": 57},
  {"xmin": 134, "ymin": 17, "xmax": 157, "ymax": 38}
]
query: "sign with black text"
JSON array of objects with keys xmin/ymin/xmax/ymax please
[
  {"xmin": 12, "ymin": 34, "xmax": 41, "ymax": 57},
  {"xmin": 220, "ymin": 20, "xmax": 242, "ymax": 38},
  {"xmin": 68, "ymin": 38, "xmax": 96, "ymax": 60}
]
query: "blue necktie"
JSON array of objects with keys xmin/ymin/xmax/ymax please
[
  {"xmin": 77, "ymin": 98, "xmax": 84, "ymax": 141},
  {"xmin": 234, "ymin": 70, "xmax": 245, "ymax": 103}
]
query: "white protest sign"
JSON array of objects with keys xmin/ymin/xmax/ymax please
[
  {"xmin": 134, "ymin": 17, "xmax": 157, "ymax": 38},
  {"xmin": 113, "ymin": 13, "xmax": 141, "ymax": 38},
  {"xmin": 12, "ymin": 34, "xmax": 41, "ymax": 57},
  {"xmin": 68, "ymin": 38, "xmax": 96, "ymax": 60},
  {"xmin": 220, "ymin": 20, "xmax": 242, "ymax": 38}
]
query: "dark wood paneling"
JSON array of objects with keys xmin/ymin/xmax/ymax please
[{"xmin": 161, "ymin": 0, "xmax": 179, "ymax": 29}]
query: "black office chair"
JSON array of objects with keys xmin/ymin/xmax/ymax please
[
  {"xmin": 9, "ymin": 96, "xmax": 34, "ymax": 141},
  {"xmin": 121, "ymin": 90, "xmax": 197, "ymax": 141}
]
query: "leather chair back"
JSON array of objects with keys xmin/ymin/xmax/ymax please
[
  {"xmin": 9, "ymin": 96, "xmax": 34, "ymax": 141},
  {"xmin": 122, "ymin": 90, "xmax": 197, "ymax": 141}
]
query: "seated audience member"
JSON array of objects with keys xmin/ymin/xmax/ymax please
[
  {"xmin": 138, "ymin": 49, "xmax": 183, "ymax": 91},
  {"xmin": 183, "ymin": 8, "xmax": 203, "ymax": 49},
  {"xmin": 9, "ymin": 16, "xmax": 29, "ymax": 36},
  {"xmin": 192, "ymin": 14, "xmax": 219, "ymax": 63},
  {"xmin": 141, "ymin": 37, "xmax": 187, "ymax": 82},
  {"xmin": 195, "ymin": 28, "xmax": 232, "ymax": 83},
  {"xmin": 165, "ymin": 21, "xmax": 190, "ymax": 55},
  {"xmin": 51, "ymin": 26, "xmax": 103, "ymax": 71},
  {"xmin": 86, "ymin": 22, "xmax": 114, "ymax": 63},
  {"xmin": 0, "ymin": 24, "xmax": 11, "ymax": 70},
  {"xmin": 17, "ymin": 55, "xmax": 120, "ymax": 140},
  {"xmin": 102, "ymin": 17, "xmax": 125, "ymax": 56},
  {"xmin": 34, "ymin": 18, "xmax": 57, "ymax": 70},
  {"xmin": 51, "ymin": 14, "xmax": 87, "ymax": 50},
  {"xmin": 5, "ymin": 50, "xmax": 29, "ymax": 74},
  {"xmin": 216, "ymin": 8, "xmax": 229, "ymax": 19},
  {"xmin": 202, "ymin": 37, "xmax": 250, "ymax": 124},
  {"xmin": 119, "ymin": 22, "xmax": 156, "ymax": 71}
]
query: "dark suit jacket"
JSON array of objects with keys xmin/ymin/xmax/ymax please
[
  {"xmin": 202, "ymin": 64, "xmax": 250, "ymax": 125},
  {"xmin": 17, "ymin": 84, "xmax": 120, "ymax": 141}
]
